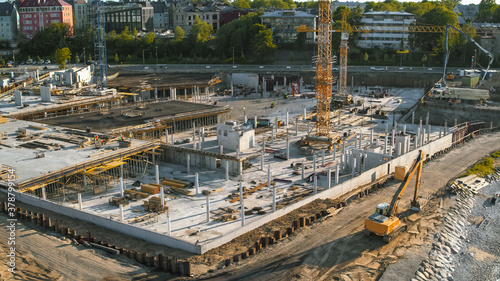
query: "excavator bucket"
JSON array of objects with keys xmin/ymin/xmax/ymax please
[{"xmin": 410, "ymin": 199, "xmax": 421, "ymax": 212}]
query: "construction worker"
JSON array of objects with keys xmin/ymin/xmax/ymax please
[
  {"xmin": 284, "ymin": 93, "xmax": 288, "ymax": 99},
  {"xmin": 271, "ymin": 102, "xmax": 274, "ymax": 108}
]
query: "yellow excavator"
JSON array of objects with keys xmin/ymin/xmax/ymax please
[{"xmin": 364, "ymin": 150, "xmax": 423, "ymax": 242}]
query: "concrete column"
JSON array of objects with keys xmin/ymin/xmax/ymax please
[
  {"xmin": 195, "ymin": 173, "xmax": 199, "ymax": 195},
  {"xmin": 254, "ymin": 116, "xmax": 258, "ymax": 129},
  {"xmin": 295, "ymin": 121, "xmax": 298, "ymax": 136},
  {"xmin": 263, "ymin": 80, "xmax": 267, "ymax": 96},
  {"xmin": 403, "ymin": 124, "xmax": 406, "ymax": 135},
  {"xmin": 363, "ymin": 154, "xmax": 368, "ymax": 172},
  {"xmin": 119, "ymin": 205, "xmax": 124, "ymax": 222},
  {"xmin": 244, "ymin": 115, "xmax": 247, "ymax": 124},
  {"xmin": 286, "ymin": 130, "xmax": 290, "ymax": 160},
  {"xmin": 406, "ymin": 138, "xmax": 410, "ymax": 153},
  {"xmin": 286, "ymin": 111, "xmax": 289, "ymax": 126},
  {"xmin": 313, "ymin": 176, "xmax": 317, "ymax": 195},
  {"xmin": 187, "ymin": 154, "xmax": 190, "ymax": 173},
  {"xmin": 384, "ymin": 134, "xmax": 388, "ymax": 154},
  {"xmin": 385, "ymin": 123, "xmax": 388, "ymax": 134},
  {"xmin": 333, "ymin": 145, "xmax": 337, "ymax": 161},
  {"xmin": 444, "ymin": 121, "xmax": 447, "ymax": 136},
  {"xmin": 78, "ymin": 193, "xmax": 82, "ymax": 210},
  {"xmin": 340, "ymin": 154, "xmax": 344, "ymax": 171},
  {"xmin": 240, "ymin": 182, "xmax": 245, "ymax": 227},
  {"xmin": 490, "ymin": 120, "xmax": 493, "ymax": 129},
  {"xmin": 328, "ymin": 169, "xmax": 331, "ymax": 189},
  {"xmin": 220, "ymin": 144, "xmax": 223, "ymax": 154},
  {"xmin": 83, "ymin": 169, "xmax": 87, "ymax": 190},
  {"xmin": 397, "ymin": 142, "xmax": 401, "ymax": 157},
  {"xmin": 422, "ymin": 129, "xmax": 425, "ymax": 145},
  {"xmin": 167, "ymin": 216, "xmax": 172, "ymax": 234},
  {"xmin": 42, "ymin": 186, "xmax": 46, "ymax": 200},
  {"xmin": 412, "ymin": 111, "xmax": 415, "ymax": 125},
  {"xmin": 427, "ymin": 125, "xmax": 431, "ymax": 143},
  {"xmin": 301, "ymin": 161, "xmax": 305, "ymax": 180},
  {"xmin": 165, "ymin": 129, "xmax": 168, "ymax": 144},
  {"xmin": 394, "ymin": 121, "xmax": 398, "ymax": 133},
  {"xmin": 303, "ymin": 108, "xmax": 307, "ymax": 120},
  {"xmin": 335, "ymin": 165, "xmax": 339, "ymax": 184},
  {"xmin": 154, "ymin": 87, "xmax": 158, "ymax": 100},
  {"xmin": 267, "ymin": 165, "xmax": 271, "ymax": 189},
  {"xmin": 120, "ymin": 178, "xmax": 124, "ymax": 198},
  {"xmin": 426, "ymin": 112, "xmax": 429, "ymax": 126},
  {"xmin": 171, "ymin": 134, "xmax": 174, "ymax": 144},
  {"xmin": 352, "ymin": 158, "xmax": 357, "ymax": 177},
  {"xmin": 272, "ymin": 187, "xmax": 276, "ymax": 212},
  {"xmin": 284, "ymin": 77, "xmax": 287, "ymax": 90},
  {"xmin": 155, "ymin": 165, "xmax": 160, "ymax": 185},
  {"xmin": 322, "ymin": 150, "xmax": 325, "ymax": 166},
  {"xmin": 160, "ymin": 186, "xmax": 165, "ymax": 208},
  {"xmin": 206, "ymin": 197, "xmax": 210, "ymax": 223},
  {"xmin": 192, "ymin": 122, "xmax": 196, "ymax": 141},
  {"xmin": 225, "ymin": 160, "xmax": 229, "ymax": 181},
  {"xmin": 201, "ymin": 127, "xmax": 205, "ymax": 147},
  {"xmin": 313, "ymin": 155, "xmax": 316, "ymax": 173},
  {"xmin": 416, "ymin": 127, "xmax": 421, "ymax": 148},
  {"xmin": 370, "ymin": 130, "xmax": 374, "ymax": 144},
  {"xmin": 392, "ymin": 129, "xmax": 395, "ymax": 146},
  {"xmin": 439, "ymin": 127, "xmax": 442, "ymax": 138},
  {"xmin": 184, "ymin": 88, "xmax": 187, "ymax": 101},
  {"xmin": 454, "ymin": 118, "xmax": 457, "ymax": 126},
  {"xmin": 359, "ymin": 133, "xmax": 363, "ymax": 149}
]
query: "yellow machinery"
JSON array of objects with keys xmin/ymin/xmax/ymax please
[{"xmin": 365, "ymin": 150, "xmax": 423, "ymax": 242}]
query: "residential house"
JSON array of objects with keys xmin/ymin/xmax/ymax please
[
  {"xmin": 18, "ymin": 0, "xmax": 73, "ymax": 39},
  {"xmin": 0, "ymin": 2, "xmax": 19, "ymax": 42},
  {"xmin": 260, "ymin": 9, "xmax": 317, "ymax": 44},
  {"xmin": 357, "ymin": 11, "xmax": 416, "ymax": 50}
]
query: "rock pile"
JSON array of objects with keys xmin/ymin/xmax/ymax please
[{"xmin": 412, "ymin": 191, "xmax": 475, "ymax": 281}]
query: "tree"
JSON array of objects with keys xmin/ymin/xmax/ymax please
[
  {"xmin": 412, "ymin": 6, "xmax": 458, "ymax": 52},
  {"xmin": 421, "ymin": 54, "xmax": 427, "ymax": 67},
  {"xmin": 0, "ymin": 56, "xmax": 5, "ymax": 65},
  {"xmin": 364, "ymin": 52, "xmax": 369, "ymax": 64},
  {"xmin": 188, "ymin": 15, "xmax": 213, "ymax": 43},
  {"xmin": 88, "ymin": 53, "xmax": 92, "ymax": 62},
  {"xmin": 114, "ymin": 53, "xmax": 119, "ymax": 63},
  {"xmin": 477, "ymin": 0, "xmax": 498, "ymax": 22},
  {"xmin": 174, "ymin": 26, "xmax": 185, "ymax": 41},
  {"xmin": 233, "ymin": 0, "xmax": 251, "ymax": 9},
  {"xmin": 252, "ymin": 25, "xmax": 276, "ymax": 61},
  {"xmin": 133, "ymin": 27, "xmax": 139, "ymax": 38},
  {"xmin": 75, "ymin": 53, "xmax": 80, "ymax": 63},
  {"xmin": 144, "ymin": 32, "xmax": 155, "ymax": 45},
  {"xmin": 493, "ymin": 5, "xmax": 500, "ymax": 23},
  {"xmin": 54, "ymin": 47, "xmax": 71, "ymax": 69}
]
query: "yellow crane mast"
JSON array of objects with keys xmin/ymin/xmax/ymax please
[{"xmin": 315, "ymin": 0, "xmax": 334, "ymax": 138}]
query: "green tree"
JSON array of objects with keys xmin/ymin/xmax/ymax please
[
  {"xmin": 295, "ymin": 32, "xmax": 307, "ymax": 51},
  {"xmin": 114, "ymin": 53, "xmax": 119, "ymax": 63},
  {"xmin": 88, "ymin": 53, "xmax": 92, "ymax": 62},
  {"xmin": 384, "ymin": 53, "xmax": 389, "ymax": 62},
  {"xmin": 37, "ymin": 56, "xmax": 43, "ymax": 64},
  {"xmin": 233, "ymin": 0, "xmax": 251, "ymax": 9},
  {"xmin": 0, "ymin": 56, "xmax": 5, "ymax": 65},
  {"xmin": 493, "ymin": 6, "xmax": 500, "ymax": 23},
  {"xmin": 54, "ymin": 47, "xmax": 71, "ymax": 69},
  {"xmin": 144, "ymin": 32, "xmax": 155, "ymax": 45},
  {"xmin": 174, "ymin": 26, "xmax": 185, "ymax": 41},
  {"xmin": 477, "ymin": 0, "xmax": 498, "ymax": 22},
  {"xmin": 133, "ymin": 27, "xmax": 139, "ymax": 38},
  {"xmin": 253, "ymin": 25, "xmax": 276, "ymax": 60},
  {"xmin": 188, "ymin": 15, "xmax": 213, "ymax": 43},
  {"xmin": 364, "ymin": 52, "xmax": 369, "ymax": 64},
  {"xmin": 421, "ymin": 54, "xmax": 427, "ymax": 66},
  {"xmin": 411, "ymin": 6, "xmax": 458, "ymax": 52}
]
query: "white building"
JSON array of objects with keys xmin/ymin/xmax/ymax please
[
  {"xmin": 358, "ymin": 11, "xmax": 416, "ymax": 50},
  {"xmin": 217, "ymin": 121, "xmax": 255, "ymax": 152},
  {"xmin": 0, "ymin": 2, "xmax": 19, "ymax": 43},
  {"xmin": 261, "ymin": 9, "xmax": 317, "ymax": 44},
  {"xmin": 152, "ymin": 1, "xmax": 169, "ymax": 30}
]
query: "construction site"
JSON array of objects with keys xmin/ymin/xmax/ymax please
[{"xmin": 1, "ymin": 5, "xmax": 500, "ymax": 281}]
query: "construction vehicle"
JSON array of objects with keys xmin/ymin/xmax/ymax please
[
  {"xmin": 365, "ymin": 150, "xmax": 423, "ymax": 242},
  {"xmin": 446, "ymin": 72, "xmax": 455, "ymax": 80},
  {"xmin": 442, "ymin": 25, "xmax": 494, "ymax": 87},
  {"xmin": 109, "ymin": 196, "xmax": 130, "ymax": 207}
]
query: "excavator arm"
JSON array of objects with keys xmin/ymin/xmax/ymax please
[{"xmin": 388, "ymin": 150, "xmax": 423, "ymax": 217}]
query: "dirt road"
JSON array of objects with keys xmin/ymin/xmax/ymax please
[
  {"xmin": 204, "ymin": 132, "xmax": 500, "ymax": 281},
  {"xmin": 0, "ymin": 214, "xmax": 170, "ymax": 281}
]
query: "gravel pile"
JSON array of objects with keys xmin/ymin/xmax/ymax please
[
  {"xmin": 411, "ymin": 189, "xmax": 474, "ymax": 281},
  {"xmin": 452, "ymin": 177, "xmax": 500, "ymax": 281}
]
